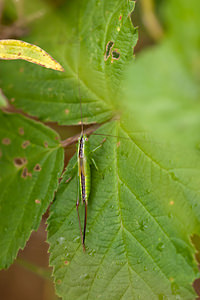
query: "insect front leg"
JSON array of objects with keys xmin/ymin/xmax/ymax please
[
  {"xmin": 90, "ymin": 138, "xmax": 106, "ymax": 176},
  {"xmin": 91, "ymin": 138, "xmax": 106, "ymax": 154},
  {"xmin": 91, "ymin": 157, "xmax": 99, "ymax": 172}
]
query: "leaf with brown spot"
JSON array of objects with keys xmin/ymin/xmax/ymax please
[
  {"xmin": 14, "ymin": 157, "xmax": 27, "ymax": 167},
  {"xmin": 21, "ymin": 167, "xmax": 28, "ymax": 178},
  {"xmin": 21, "ymin": 140, "xmax": 30, "ymax": 149},
  {"xmin": 34, "ymin": 164, "xmax": 42, "ymax": 172},
  {"xmin": 2, "ymin": 138, "xmax": 11, "ymax": 145},
  {"xmin": 35, "ymin": 199, "xmax": 41, "ymax": 204},
  {"xmin": 0, "ymin": 1, "xmax": 137, "ymax": 125},
  {"xmin": 0, "ymin": 111, "xmax": 64, "ymax": 269}
]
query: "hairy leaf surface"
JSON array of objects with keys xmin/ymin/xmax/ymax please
[{"xmin": 48, "ymin": 120, "xmax": 200, "ymax": 300}]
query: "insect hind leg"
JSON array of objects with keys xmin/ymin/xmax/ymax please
[
  {"xmin": 76, "ymin": 176, "xmax": 85, "ymax": 251},
  {"xmin": 76, "ymin": 195, "xmax": 85, "ymax": 251},
  {"xmin": 82, "ymin": 200, "xmax": 87, "ymax": 251}
]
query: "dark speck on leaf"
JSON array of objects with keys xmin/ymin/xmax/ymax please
[
  {"xmin": 22, "ymin": 140, "xmax": 30, "ymax": 149},
  {"xmin": 2, "ymin": 138, "xmax": 11, "ymax": 145},
  {"xmin": 21, "ymin": 167, "xmax": 28, "ymax": 178},
  {"xmin": 34, "ymin": 164, "xmax": 41, "ymax": 172},
  {"xmin": 112, "ymin": 50, "xmax": 120, "ymax": 60},
  {"xmin": 14, "ymin": 157, "xmax": 27, "ymax": 167},
  {"xmin": 104, "ymin": 41, "xmax": 114, "ymax": 61},
  {"xmin": 21, "ymin": 167, "xmax": 32, "ymax": 178}
]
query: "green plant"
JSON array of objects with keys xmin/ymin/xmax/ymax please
[{"xmin": 0, "ymin": 0, "xmax": 200, "ymax": 299}]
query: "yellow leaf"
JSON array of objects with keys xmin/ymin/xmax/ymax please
[{"xmin": 0, "ymin": 39, "xmax": 64, "ymax": 72}]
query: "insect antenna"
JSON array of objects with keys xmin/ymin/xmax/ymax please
[
  {"xmin": 77, "ymin": 69, "xmax": 84, "ymax": 136},
  {"xmin": 92, "ymin": 132, "xmax": 130, "ymax": 140}
]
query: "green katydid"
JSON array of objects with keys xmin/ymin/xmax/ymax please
[
  {"xmin": 64, "ymin": 85, "xmax": 149, "ymax": 251},
  {"xmin": 66, "ymin": 74, "xmax": 107, "ymax": 252}
]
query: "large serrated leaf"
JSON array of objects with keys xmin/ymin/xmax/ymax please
[
  {"xmin": 0, "ymin": 0, "xmax": 137, "ymax": 125},
  {"xmin": 0, "ymin": 111, "xmax": 64, "ymax": 268},
  {"xmin": 48, "ymin": 121, "xmax": 200, "ymax": 300}
]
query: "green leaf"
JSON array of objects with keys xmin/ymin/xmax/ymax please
[
  {"xmin": 123, "ymin": 40, "xmax": 200, "ymax": 152},
  {"xmin": 160, "ymin": 0, "xmax": 200, "ymax": 77},
  {"xmin": 0, "ymin": 39, "xmax": 64, "ymax": 71},
  {"xmin": 0, "ymin": 0, "xmax": 137, "ymax": 125},
  {"xmin": 0, "ymin": 111, "xmax": 64, "ymax": 269},
  {"xmin": 48, "ymin": 120, "xmax": 200, "ymax": 299}
]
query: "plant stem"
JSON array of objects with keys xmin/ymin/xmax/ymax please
[
  {"xmin": 140, "ymin": 0, "xmax": 164, "ymax": 41},
  {"xmin": 61, "ymin": 123, "xmax": 100, "ymax": 147}
]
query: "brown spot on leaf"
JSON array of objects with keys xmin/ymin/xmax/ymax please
[
  {"xmin": 19, "ymin": 67, "xmax": 24, "ymax": 73},
  {"xmin": 57, "ymin": 280, "xmax": 62, "ymax": 285},
  {"xmin": 35, "ymin": 199, "xmax": 41, "ymax": 204},
  {"xmin": 44, "ymin": 141, "xmax": 48, "ymax": 148},
  {"xmin": 2, "ymin": 138, "xmax": 11, "ymax": 145},
  {"xmin": 112, "ymin": 50, "xmax": 120, "ymax": 60},
  {"xmin": 34, "ymin": 164, "xmax": 41, "ymax": 172},
  {"xmin": 65, "ymin": 109, "xmax": 69, "ymax": 115},
  {"xmin": 21, "ymin": 167, "xmax": 28, "ymax": 178},
  {"xmin": 21, "ymin": 167, "xmax": 32, "ymax": 178},
  {"xmin": 117, "ymin": 141, "xmax": 121, "ymax": 147},
  {"xmin": 22, "ymin": 140, "xmax": 30, "ymax": 149},
  {"xmin": 104, "ymin": 40, "xmax": 114, "ymax": 61},
  {"xmin": 55, "ymin": 136, "xmax": 59, "ymax": 141},
  {"xmin": 14, "ymin": 157, "xmax": 27, "ymax": 167},
  {"xmin": 19, "ymin": 127, "xmax": 24, "ymax": 135},
  {"xmin": 119, "ymin": 15, "xmax": 122, "ymax": 21},
  {"xmin": 64, "ymin": 260, "xmax": 69, "ymax": 265},
  {"xmin": 18, "ymin": 52, "xmax": 21, "ymax": 56},
  {"xmin": 10, "ymin": 98, "xmax": 15, "ymax": 102}
]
